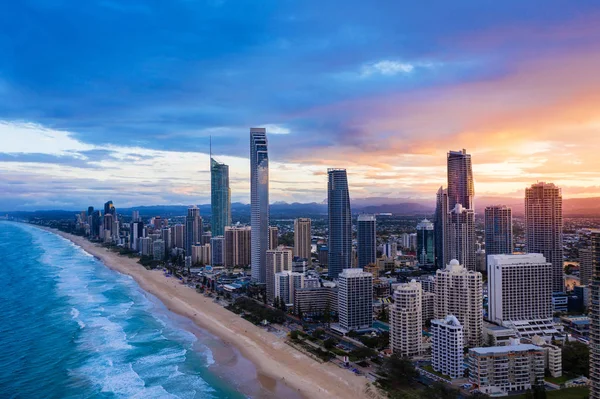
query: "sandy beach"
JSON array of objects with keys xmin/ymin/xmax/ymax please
[{"xmin": 40, "ymin": 227, "xmax": 377, "ymax": 399}]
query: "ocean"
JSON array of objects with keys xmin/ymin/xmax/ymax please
[{"xmin": 0, "ymin": 222, "xmax": 248, "ymax": 398}]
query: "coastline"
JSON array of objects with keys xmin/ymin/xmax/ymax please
[{"xmin": 35, "ymin": 225, "xmax": 375, "ymax": 399}]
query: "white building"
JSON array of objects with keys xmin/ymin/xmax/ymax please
[
  {"xmin": 274, "ymin": 271, "xmax": 305, "ymax": 306},
  {"xmin": 432, "ymin": 315, "xmax": 464, "ymax": 379},
  {"xmin": 488, "ymin": 254, "xmax": 560, "ymax": 339},
  {"xmin": 266, "ymin": 247, "xmax": 293, "ymax": 303},
  {"xmin": 139, "ymin": 237, "xmax": 152, "ymax": 256},
  {"xmin": 435, "ymin": 259, "xmax": 483, "ymax": 347},
  {"xmin": 390, "ymin": 280, "xmax": 422, "ymax": 357},
  {"xmin": 152, "ymin": 239, "xmax": 165, "ymax": 261},
  {"xmin": 338, "ymin": 269, "xmax": 373, "ymax": 332},
  {"xmin": 469, "ymin": 343, "xmax": 545, "ymax": 394}
]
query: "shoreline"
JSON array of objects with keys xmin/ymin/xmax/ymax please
[{"xmin": 34, "ymin": 225, "xmax": 375, "ymax": 399}]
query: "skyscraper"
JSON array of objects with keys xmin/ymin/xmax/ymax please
[
  {"xmin": 435, "ymin": 150, "xmax": 476, "ymax": 271},
  {"xmin": 484, "ymin": 206, "xmax": 513, "ymax": 260},
  {"xmin": 432, "ymin": 315, "xmax": 464, "ymax": 379},
  {"xmin": 390, "ymin": 280, "xmax": 423, "ymax": 357},
  {"xmin": 327, "ymin": 169, "xmax": 351, "ymax": 278},
  {"xmin": 294, "ymin": 218, "xmax": 312, "ymax": 265},
  {"xmin": 447, "ymin": 149, "xmax": 474, "ymax": 210},
  {"xmin": 589, "ymin": 230, "xmax": 600, "ymax": 399},
  {"xmin": 185, "ymin": 205, "xmax": 202, "ymax": 255},
  {"xmin": 416, "ymin": 219, "xmax": 435, "ymax": 266},
  {"xmin": 224, "ymin": 226, "xmax": 251, "ymax": 268},
  {"xmin": 211, "ymin": 157, "xmax": 231, "ymax": 237},
  {"xmin": 173, "ymin": 224, "xmax": 185, "ymax": 249},
  {"xmin": 338, "ymin": 269, "xmax": 372, "ymax": 331},
  {"xmin": 435, "ymin": 259, "xmax": 483, "ymax": 347},
  {"xmin": 250, "ymin": 128, "xmax": 269, "ymax": 283},
  {"xmin": 525, "ymin": 182, "xmax": 564, "ymax": 293},
  {"xmin": 104, "ymin": 200, "xmax": 116, "ymax": 217},
  {"xmin": 269, "ymin": 226, "xmax": 279, "ymax": 250},
  {"xmin": 357, "ymin": 214, "xmax": 376, "ymax": 269}
]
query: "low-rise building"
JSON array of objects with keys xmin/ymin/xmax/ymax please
[
  {"xmin": 469, "ymin": 343, "xmax": 545, "ymax": 394},
  {"xmin": 560, "ymin": 315, "xmax": 591, "ymax": 337},
  {"xmin": 294, "ymin": 286, "xmax": 338, "ymax": 316}
]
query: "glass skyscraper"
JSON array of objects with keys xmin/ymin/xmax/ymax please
[
  {"xmin": 416, "ymin": 219, "xmax": 435, "ymax": 266},
  {"xmin": 210, "ymin": 158, "xmax": 231, "ymax": 237},
  {"xmin": 327, "ymin": 168, "xmax": 351, "ymax": 278},
  {"xmin": 250, "ymin": 128, "xmax": 269, "ymax": 283},
  {"xmin": 484, "ymin": 205, "xmax": 513, "ymax": 261},
  {"xmin": 357, "ymin": 214, "xmax": 376, "ymax": 269}
]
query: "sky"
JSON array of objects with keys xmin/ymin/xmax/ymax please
[{"xmin": 1, "ymin": 0, "xmax": 600, "ymax": 211}]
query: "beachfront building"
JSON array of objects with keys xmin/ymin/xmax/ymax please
[
  {"xmin": 294, "ymin": 286, "xmax": 338, "ymax": 316},
  {"xmin": 140, "ymin": 237, "xmax": 152, "ymax": 256},
  {"xmin": 338, "ymin": 269, "xmax": 373, "ymax": 332},
  {"xmin": 266, "ymin": 247, "xmax": 293, "ymax": 303},
  {"xmin": 435, "ymin": 259, "xmax": 483, "ymax": 347},
  {"xmin": 390, "ymin": 280, "xmax": 423, "ymax": 357},
  {"xmin": 152, "ymin": 239, "xmax": 165, "ymax": 261},
  {"xmin": 468, "ymin": 343, "xmax": 545, "ymax": 395},
  {"xmin": 274, "ymin": 271, "xmax": 304, "ymax": 306},
  {"xmin": 432, "ymin": 315, "xmax": 464, "ymax": 379}
]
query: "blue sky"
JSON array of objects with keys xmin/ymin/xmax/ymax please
[{"xmin": 2, "ymin": 1, "xmax": 600, "ymax": 210}]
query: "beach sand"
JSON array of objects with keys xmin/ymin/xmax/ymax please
[{"xmin": 41, "ymin": 227, "xmax": 378, "ymax": 399}]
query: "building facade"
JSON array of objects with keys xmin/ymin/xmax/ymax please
[
  {"xmin": 390, "ymin": 280, "xmax": 423, "ymax": 357},
  {"xmin": 269, "ymin": 226, "xmax": 279, "ymax": 250},
  {"xmin": 274, "ymin": 271, "xmax": 305, "ymax": 306},
  {"xmin": 294, "ymin": 218, "xmax": 312, "ymax": 265},
  {"xmin": 357, "ymin": 214, "xmax": 376, "ymax": 269},
  {"xmin": 250, "ymin": 128, "xmax": 269, "ymax": 283},
  {"xmin": 338, "ymin": 269, "xmax": 373, "ymax": 331},
  {"xmin": 435, "ymin": 259, "xmax": 483, "ymax": 347},
  {"xmin": 589, "ymin": 230, "xmax": 600, "ymax": 399},
  {"xmin": 210, "ymin": 236, "xmax": 225, "ymax": 266},
  {"xmin": 266, "ymin": 248, "xmax": 293, "ymax": 303},
  {"xmin": 416, "ymin": 219, "xmax": 435, "ymax": 266},
  {"xmin": 432, "ymin": 315, "xmax": 464, "ymax": 379},
  {"xmin": 185, "ymin": 205, "xmax": 202, "ymax": 255},
  {"xmin": 525, "ymin": 182, "xmax": 564, "ymax": 293},
  {"xmin": 484, "ymin": 205, "xmax": 513, "ymax": 261},
  {"xmin": 327, "ymin": 169, "xmax": 352, "ymax": 278},
  {"xmin": 210, "ymin": 157, "xmax": 231, "ymax": 237},
  {"xmin": 224, "ymin": 226, "xmax": 251, "ymax": 268}
]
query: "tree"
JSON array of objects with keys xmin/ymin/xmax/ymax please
[
  {"xmin": 313, "ymin": 328, "xmax": 325, "ymax": 339},
  {"xmin": 562, "ymin": 341, "xmax": 590, "ymax": 377},
  {"xmin": 377, "ymin": 355, "xmax": 418, "ymax": 392},
  {"xmin": 420, "ymin": 382, "xmax": 459, "ymax": 399},
  {"xmin": 324, "ymin": 338, "xmax": 336, "ymax": 350},
  {"xmin": 290, "ymin": 330, "xmax": 300, "ymax": 340},
  {"xmin": 274, "ymin": 296, "xmax": 280, "ymax": 309},
  {"xmin": 323, "ymin": 301, "xmax": 332, "ymax": 328},
  {"xmin": 297, "ymin": 305, "xmax": 303, "ymax": 321},
  {"xmin": 350, "ymin": 346, "xmax": 377, "ymax": 360}
]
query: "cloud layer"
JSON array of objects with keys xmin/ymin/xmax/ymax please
[{"xmin": 1, "ymin": 1, "xmax": 600, "ymax": 210}]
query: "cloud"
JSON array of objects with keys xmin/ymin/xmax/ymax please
[
  {"xmin": 361, "ymin": 60, "xmax": 415, "ymax": 76},
  {"xmin": 259, "ymin": 124, "xmax": 291, "ymax": 135}
]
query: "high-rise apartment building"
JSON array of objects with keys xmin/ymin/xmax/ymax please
[
  {"xmin": 589, "ymin": 230, "xmax": 600, "ymax": 399},
  {"xmin": 294, "ymin": 218, "xmax": 312, "ymax": 265},
  {"xmin": 432, "ymin": 315, "xmax": 464, "ymax": 379},
  {"xmin": 104, "ymin": 200, "xmax": 116, "ymax": 217},
  {"xmin": 434, "ymin": 187, "xmax": 448, "ymax": 269},
  {"xmin": 224, "ymin": 226, "xmax": 251, "ymax": 268},
  {"xmin": 488, "ymin": 254, "xmax": 553, "ymax": 326},
  {"xmin": 435, "ymin": 259, "xmax": 483, "ymax": 347},
  {"xmin": 446, "ymin": 204, "xmax": 476, "ymax": 271},
  {"xmin": 416, "ymin": 219, "xmax": 435, "ymax": 266},
  {"xmin": 185, "ymin": 205, "xmax": 202, "ymax": 255},
  {"xmin": 269, "ymin": 226, "xmax": 279, "ymax": 250},
  {"xmin": 328, "ymin": 169, "xmax": 352, "ymax": 278},
  {"xmin": 250, "ymin": 128, "xmax": 269, "ymax": 283},
  {"xmin": 382, "ymin": 241, "xmax": 397, "ymax": 259},
  {"xmin": 390, "ymin": 280, "xmax": 422, "ymax": 357},
  {"xmin": 210, "ymin": 236, "xmax": 225, "ymax": 266},
  {"xmin": 274, "ymin": 271, "xmax": 305, "ymax": 306},
  {"xmin": 161, "ymin": 227, "xmax": 172, "ymax": 251},
  {"xmin": 338, "ymin": 269, "xmax": 372, "ymax": 332},
  {"xmin": 132, "ymin": 210, "xmax": 140, "ymax": 222},
  {"xmin": 581, "ymin": 248, "xmax": 593, "ymax": 286},
  {"xmin": 211, "ymin": 158, "xmax": 231, "ymax": 237},
  {"xmin": 173, "ymin": 224, "xmax": 185, "ymax": 249},
  {"xmin": 525, "ymin": 182, "xmax": 564, "ymax": 293},
  {"xmin": 447, "ymin": 149, "xmax": 474, "ymax": 210},
  {"xmin": 357, "ymin": 214, "xmax": 376, "ymax": 269},
  {"xmin": 484, "ymin": 206, "xmax": 513, "ymax": 260},
  {"xmin": 152, "ymin": 239, "xmax": 165, "ymax": 261},
  {"xmin": 266, "ymin": 248, "xmax": 292, "ymax": 303}
]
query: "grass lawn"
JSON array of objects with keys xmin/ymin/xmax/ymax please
[
  {"xmin": 421, "ymin": 364, "xmax": 451, "ymax": 381},
  {"xmin": 545, "ymin": 374, "xmax": 576, "ymax": 385},
  {"xmin": 513, "ymin": 387, "xmax": 589, "ymax": 399}
]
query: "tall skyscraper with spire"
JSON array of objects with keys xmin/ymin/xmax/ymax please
[
  {"xmin": 435, "ymin": 149, "xmax": 476, "ymax": 270},
  {"xmin": 525, "ymin": 182, "xmax": 564, "ymax": 293},
  {"xmin": 327, "ymin": 168, "xmax": 352, "ymax": 278},
  {"xmin": 250, "ymin": 128, "xmax": 269, "ymax": 283},
  {"xmin": 210, "ymin": 150, "xmax": 231, "ymax": 237}
]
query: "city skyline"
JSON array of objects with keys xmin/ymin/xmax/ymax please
[{"xmin": 2, "ymin": 2, "xmax": 600, "ymax": 210}]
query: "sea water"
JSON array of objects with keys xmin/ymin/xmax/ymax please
[{"xmin": 0, "ymin": 222, "xmax": 246, "ymax": 398}]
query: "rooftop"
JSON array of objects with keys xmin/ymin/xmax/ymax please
[{"xmin": 470, "ymin": 344, "xmax": 542, "ymax": 355}]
